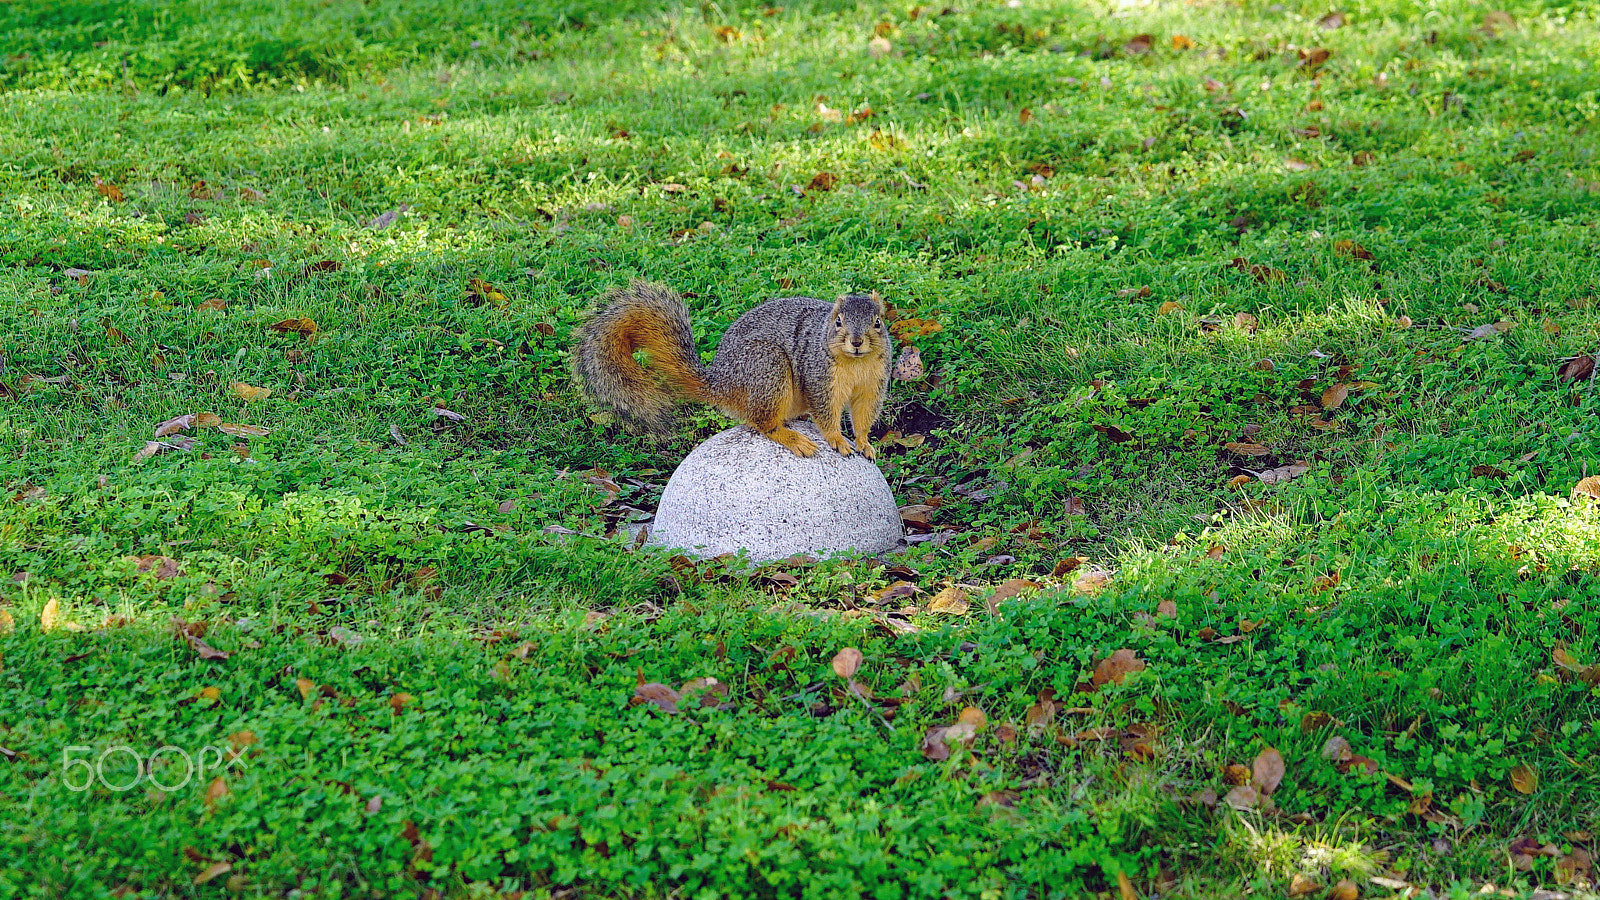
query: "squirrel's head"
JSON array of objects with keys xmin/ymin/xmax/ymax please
[{"xmin": 827, "ymin": 292, "xmax": 888, "ymax": 359}]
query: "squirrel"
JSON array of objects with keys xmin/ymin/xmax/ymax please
[{"xmin": 572, "ymin": 280, "xmax": 892, "ymax": 460}]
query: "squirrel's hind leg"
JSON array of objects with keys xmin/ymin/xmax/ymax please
[{"xmin": 744, "ymin": 374, "xmax": 818, "ymax": 458}]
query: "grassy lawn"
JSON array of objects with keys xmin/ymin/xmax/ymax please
[{"xmin": 3, "ymin": 0, "xmax": 1600, "ymax": 896}]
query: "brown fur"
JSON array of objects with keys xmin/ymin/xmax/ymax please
[{"xmin": 572, "ymin": 281, "xmax": 891, "ymax": 458}]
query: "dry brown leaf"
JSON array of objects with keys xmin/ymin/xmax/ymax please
[
  {"xmin": 1320, "ymin": 383, "xmax": 1350, "ymax": 410},
  {"xmin": 133, "ymin": 555, "xmax": 178, "ymax": 579},
  {"xmin": 0, "ymin": 609, "xmax": 13, "ymax": 634},
  {"xmin": 1073, "ymin": 569, "xmax": 1110, "ymax": 594},
  {"xmin": 1223, "ymin": 442, "xmax": 1270, "ymax": 457},
  {"xmin": 218, "ymin": 423, "xmax": 270, "ymax": 437},
  {"xmin": 1233, "ymin": 311, "xmax": 1258, "ymax": 332},
  {"xmin": 1253, "ymin": 746, "xmax": 1286, "ymax": 795},
  {"xmin": 229, "ymin": 382, "xmax": 271, "ymax": 402},
  {"xmin": 183, "ymin": 631, "xmax": 229, "ymax": 660},
  {"xmin": 1223, "ymin": 784, "xmax": 1259, "ymax": 810},
  {"xmin": 831, "ymin": 647, "xmax": 864, "ymax": 679},
  {"xmin": 295, "ymin": 678, "xmax": 315, "ymax": 701},
  {"xmin": 1092, "ymin": 649, "xmax": 1146, "ymax": 687},
  {"xmin": 927, "ymin": 585, "xmax": 969, "ymax": 616},
  {"xmin": 808, "ymin": 172, "xmax": 838, "ymax": 192},
  {"xmin": 1509, "ymin": 763, "xmax": 1538, "ymax": 794},
  {"xmin": 1257, "ymin": 464, "xmax": 1310, "ymax": 485},
  {"xmin": 1288, "ymin": 873, "xmax": 1320, "ymax": 897},
  {"xmin": 957, "ymin": 706, "xmax": 986, "ymax": 730},
  {"xmin": 194, "ymin": 862, "xmax": 232, "ymax": 885},
  {"xmin": 154, "ymin": 414, "xmax": 197, "ymax": 438},
  {"xmin": 1558, "ymin": 354, "xmax": 1596, "ymax": 382},
  {"xmin": 1158, "ymin": 300, "xmax": 1182, "ymax": 315},
  {"xmin": 1330, "ymin": 879, "xmax": 1359, "ymax": 900},
  {"xmin": 269, "ymin": 317, "xmax": 317, "ymax": 336},
  {"xmin": 1573, "ymin": 476, "xmax": 1600, "ymax": 500},
  {"xmin": 988, "ymin": 578, "xmax": 1040, "ymax": 609},
  {"xmin": 1156, "ymin": 599, "xmax": 1178, "ymax": 619},
  {"xmin": 892, "ymin": 345, "xmax": 924, "ymax": 381},
  {"xmin": 94, "ymin": 176, "xmax": 125, "ymax": 202},
  {"xmin": 204, "ymin": 775, "xmax": 229, "ymax": 807},
  {"xmin": 1052, "ymin": 556, "xmax": 1086, "ymax": 576},
  {"xmin": 632, "ymin": 682, "xmax": 681, "ymax": 712}
]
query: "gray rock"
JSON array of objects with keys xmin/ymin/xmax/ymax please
[{"xmin": 649, "ymin": 422, "xmax": 904, "ymax": 564}]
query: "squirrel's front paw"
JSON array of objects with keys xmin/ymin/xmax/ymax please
[
  {"xmin": 857, "ymin": 441, "xmax": 877, "ymax": 462},
  {"xmin": 826, "ymin": 434, "xmax": 855, "ymax": 456},
  {"xmin": 788, "ymin": 435, "xmax": 819, "ymax": 457}
]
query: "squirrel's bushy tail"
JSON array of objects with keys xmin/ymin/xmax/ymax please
[{"xmin": 572, "ymin": 281, "xmax": 713, "ymax": 433}]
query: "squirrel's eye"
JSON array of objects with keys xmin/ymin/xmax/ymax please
[
  {"xmin": 835, "ymin": 315, "xmax": 843, "ymax": 328},
  {"xmin": 874, "ymin": 318, "xmax": 882, "ymax": 327}
]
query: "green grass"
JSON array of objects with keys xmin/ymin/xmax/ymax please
[{"xmin": 3, "ymin": 0, "xmax": 1600, "ymax": 897}]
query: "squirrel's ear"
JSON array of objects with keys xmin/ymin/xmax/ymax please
[{"xmin": 869, "ymin": 291, "xmax": 886, "ymax": 313}]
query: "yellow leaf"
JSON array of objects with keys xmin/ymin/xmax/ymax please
[
  {"xmin": 40, "ymin": 598, "xmax": 60, "ymax": 632},
  {"xmin": 1158, "ymin": 300, "xmax": 1182, "ymax": 315},
  {"xmin": 1171, "ymin": 34, "xmax": 1196, "ymax": 50},
  {"xmin": 1509, "ymin": 763, "xmax": 1538, "ymax": 794},
  {"xmin": 268, "ymin": 317, "xmax": 317, "ymax": 336},
  {"xmin": 229, "ymin": 382, "xmax": 272, "ymax": 402},
  {"xmin": 196, "ymin": 412, "xmax": 222, "ymax": 427},
  {"xmin": 0, "ymin": 609, "xmax": 13, "ymax": 633},
  {"xmin": 295, "ymin": 678, "xmax": 315, "ymax": 701},
  {"xmin": 927, "ymin": 585, "xmax": 970, "ymax": 616},
  {"xmin": 195, "ymin": 686, "xmax": 221, "ymax": 703}
]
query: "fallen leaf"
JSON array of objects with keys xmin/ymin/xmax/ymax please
[
  {"xmin": 1253, "ymin": 746, "xmax": 1286, "ymax": 795},
  {"xmin": 40, "ymin": 598, "xmax": 61, "ymax": 631},
  {"xmin": 205, "ymin": 775, "xmax": 229, "ymax": 807},
  {"xmin": 1333, "ymin": 240, "xmax": 1373, "ymax": 260},
  {"xmin": 194, "ymin": 862, "xmax": 232, "ymax": 885},
  {"xmin": 0, "ymin": 609, "xmax": 12, "ymax": 634},
  {"xmin": 136, "ymin": 555, "xmax": 180, "ymax": 579},
  {"xmin": 807, "ymin": 172, "xmax": 839, "ymax": 192},
  {"xmin": 1470, "ymin": 465, "xmax": 1508, "ymax": 479},
  {"xmin": 632, "ymin": 682, "xmax": 681, "ymax": 712},
  {"xmin": 229, "ymin": 382, "xmax": 271, "ymax": 402},
  {"xmin": 94, "ymin": 176, "xmax": 125, "ymax": 202},
  {"xmin": 154, "ymin": 414, "xmax": 197, "ymax": 438},
  {"xmin": 1158, "ymin": 300, "xmax": 1182, "ymax": 315},
  {"xmin": 1233, "ymin": 312, "xmax": 1258, "ymax": 332},
  {"xmin": 268, "ymin": 317, "xmax": 317, "ymax": 336},
  {"xmin": 1321, "ymin": 383, "xmax": 1350, "ymax": 410},
  {"xmin": 988, "ymin": 578, "xmax": 1040, "ymax": 609},
  {"xmin": 867, "ymin": 36, "xmax": 892, "ymax": 58},
  {"xmin": 831, "ymin": 647, "xmax": 863, "ymax": 679},
  {"xmin": 1171, "ymin": 34, "xmax": 1196, "ymax": 49},
  {"xmin": 1558, "ymin": 355, "xmax": 1596, "ymax": 382},
  {"xmin": 1288, "ymin": 874, "xmax": 1320, "ymax": 897},
  {"xmin": 1073, "ymin": 569, "xmax": 1111, "ymax": 593},
  {"xmin": 1257, "ymin": 464, "xmax": 1310, "ymax": 485},
  {"xmin": 218, "ymin": 423, "xmax": 269, "ymax": 437},
  {"xmin": 1092, "ymin": 649, "xmax": 1146, "ymax": 687},
  {"xmin": 1329, "ymin": 879, "xmax": 1358, "ymax": 900},
  {"xmin": 1223, "ymin": 442, "xmax": 1270, "ymax": 457},
  {"xmin": 1223, "ymin": 784, "xmax": 1259, "ymax": 810},
  {"xmin": 1156, "ymin": 600, "xmax": 1178, "ymax": 619},
  {"xmin": 1464, "ymin": 323, "xmax": 1502, "ymax": 341},
  {"xmin": 1572, "ymin": 476, "xmax": 1600, "ymax": 501},
  {"xmin": 1509, "ymin": 763, "xmax": 1538, "ymax": 794},
  {"xmin": 892, "ymin": 345, "xmax": 924, "ymax": 381},
  {"xmin": 927, "ymin": 585, "xmax": 969, "ymax": 615},
  {"xmin": 1052, "ymin": 556, "xmax": 1085, "ymax": 576}
]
